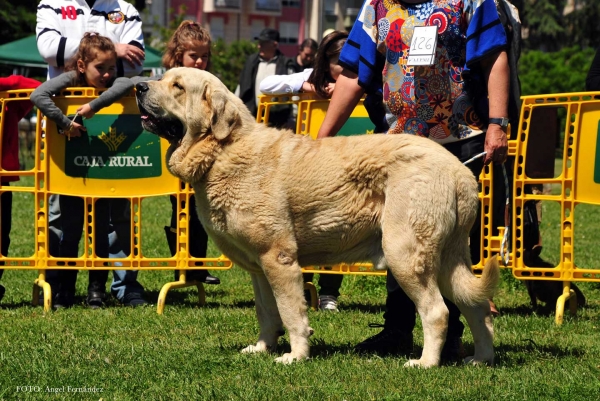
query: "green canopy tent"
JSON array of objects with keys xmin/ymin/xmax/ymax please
[{"xmin": 0, "ymin": 35, "xmax": 164, "ymax": 75}]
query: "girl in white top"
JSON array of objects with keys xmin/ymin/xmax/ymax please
[
  {"xmin": 259, "ymin": 31, "xmax": 347, "ymax": 98},
  {"xmin": 260, "ymin": 30, "xmax": 389, "ymax": 136}
]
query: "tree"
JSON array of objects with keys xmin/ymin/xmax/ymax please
[
  {"xmin": 210, "ymin": 39, "xmax": 257, "ymax": 92},
  {"xmin": 0, "ymin": 0, "xmax": 38, "ymax": 45},
  {"xmin": 519, "ymin": 46, "xmax": 595, "ymax": 95},
  {"xmin": 564, "ymin": 1, "xmax": 600, "ymax": 49},
  {"xmin": 522, "ymin": 0, "xmax": 567, "ymax": 51}
]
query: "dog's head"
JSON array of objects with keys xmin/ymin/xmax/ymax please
[{"xmin": 135, "ymin": 68, "xmax": 252, "ymax": 181}]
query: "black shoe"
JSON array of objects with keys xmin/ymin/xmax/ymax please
[
  {"xmin": 0, "ymin": 284, "xmax": 5, "ymax": 302},
  {"xmin": 188, "ymin": 270, "xmax": 221, "ymax": 285},
  {"xmin": 86, "ymin": 291, "xmax": 106, "ymax": 309},
  {"xmin": 354, "ymin": 324, "xmax": 413, "ymax": 356},
  {"xmin": 441, "ymin": 336, "xmax": 464, "ymax": 364},
  {"xmin": 53, "ymin": 291, "xmax": 75, "ymax": 309},
  {"xmin": 122, "ymin": 292, "xmax": 147, "ymax": 307}
]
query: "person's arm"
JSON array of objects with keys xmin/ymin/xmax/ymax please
[
  {"xmin": 316, "ymin": 70, "xmax": 365, "ymax": 138},
  {"xmin": 481, "ymin": 50, "xmax": 509, "ymax": 165},
  {"xmin": 586, "ymin": 48, "xmax": 600, "ymax": 91},
  {"xmin": 463, "ymin": 0, "xmax": 510, "ymax": 164},
  {"xmin": 114, "ymin": 3, "xmax": 145, "ymax": 77},
  {"xmin": 85, "ymin": 77, "xmax": 134, "ymax": 113},
  {"xmin": 35, "ymin": 1, "xmax": 81, "ymax": 69},
  {"xmin": 259, "ymin": 70, "xmax": 311, "ymax": 95},
  {"xmin": 30, "ymin": 71, "xmax": 78, "ymax": 129}
]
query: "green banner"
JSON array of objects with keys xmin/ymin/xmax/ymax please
[
  {"xmin": 64, "ymin": 114, "xmax": 162, "ymax": 179},
  {"xmin": 338, "ymin": 117, "xmax": 375, "ymax": 136},
  {"xmin": 595, "ymin": 121, "xmax": 600, "ymax": 184},
  {"xmin": 337, "ymin": 117, "xmax": 375, "ymax": 137}
]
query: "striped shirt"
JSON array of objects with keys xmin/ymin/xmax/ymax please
[{"xmin": 36, "ymin": 0, "xmax": 144, "ymax": 79}]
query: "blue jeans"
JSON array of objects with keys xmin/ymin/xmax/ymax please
[
  {"xmin": 108, "ymin": 229, "xmax": 144, "ymax": 301},
  {"xmin": 106, "ymin": 202, "xmax": 145, "ymax": 300},
  {"xmin": 46, "ymin": 195, "xmax": 144, "ymax": 301}
]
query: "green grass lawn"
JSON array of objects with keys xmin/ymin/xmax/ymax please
[{"xmin": 1, "ymin": 175, "xmax": 599, "ymax": 400}]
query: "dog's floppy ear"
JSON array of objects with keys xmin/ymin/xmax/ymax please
[{"xmin": 203, "ymin": 84, "xmax": 241, "ymax": 141}]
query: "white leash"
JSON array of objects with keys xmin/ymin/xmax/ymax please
[
  {"xmin": 462, "ymin": 151, "xmax": 487, "ymax": 166},
  {"xmin": 499, "ymin": 164, "xmax": 510, "ymax": 267}
]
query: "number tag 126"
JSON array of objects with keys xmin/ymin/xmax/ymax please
[{"xmin": 407, "ymin": 25, "xmax": 438, "ymax": 66}]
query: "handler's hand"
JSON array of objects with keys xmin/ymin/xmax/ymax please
[
  {"xmin": 484, "ymin": 124, "xmax": 508, "ymax": 165},
  {"xmin": 76, "ymin": 103, "xmax": 95, "ymax": 119},
  {"xmin": 114, "ymin": 43, "xmax": 145, "ymax": 68},
  {"xmin": 68, "ymin": 122, "xmax": 85, "ymax": 138},
  {"xmin": 324, "ymin": 82, "xmax": 335, "ymax": 97}
]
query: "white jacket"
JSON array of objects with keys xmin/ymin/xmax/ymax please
[
  {"xmin": 36, "ymin": 0, "xmax": 144, "ymax": 78},
  {"xmin": 259, "ymin": 69, "xmax": 313, "ymax": 95}
]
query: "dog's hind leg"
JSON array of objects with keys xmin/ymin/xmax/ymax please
[
  {"xmin": 456, "ymin": 301, "xmax": 494, "ymax": 365},
  {"xmin": 260, "ymin": 246, "xmax": 312, "ymax": 364},
  {"xmin": 403, "ymin": 278, "xmax": 448, "ymax": 368},
  {"xmin": 384, "ymin": 235, "xmax": 448, "ymax": 368},
  {"xmin": 241, "ymin": 272, "xmax": 284, "ymax": 355},
  {"xmin": 441, "ymin": 253, "xmax": 497, "ymax": 366}
]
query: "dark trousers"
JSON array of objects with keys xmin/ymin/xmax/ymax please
[
  {"xmin": 168, "ymin": 195, "xmax": 208, "ymax": 258},
  {"xmin": 384, "ymin": 135, "xmax": 485, "ymax": 338},
  {"xmin": 0, "ymin": 185, "xmax": 12, "ymax": 281},
  {"xmin": 51, "ymin": 195, "xmax": 129, "ymax": 294},
  {"xmin": 303, "ymin": 273, "xmax": 343, "ymax": 298},
  {"xmin": 168, "ymin": 195, "xmax": 211, "ymax": 280}
]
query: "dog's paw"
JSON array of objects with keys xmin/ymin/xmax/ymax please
[
  {"xmin": 241, "ymin": 343, "xmax": 269, "ymax": 354},
  {"xmin": 463, "ymin": 355, "xmax": 494, "ymax": 366},
  {"xmin": 403, "ymin": 359, "xmax": 435, "ymax": 369},
  {"xmin": 274, "ymin": 353, "xmax": 308, "ymax": 364}
]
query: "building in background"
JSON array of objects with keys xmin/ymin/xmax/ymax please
[{"xmin": 142, "ymin": 0, "xmax": 363, "ymax": 57}]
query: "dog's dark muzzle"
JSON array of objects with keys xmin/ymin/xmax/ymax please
[{"xmin": 135, "ymin": 84, "xmax": 184, "ymax": 142}]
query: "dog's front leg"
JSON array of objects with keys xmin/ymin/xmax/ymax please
[
  {"xmin": 241, "ymin": 272, "xmax": 284, "ymax": 354},
  {"xmin": 261, "ymin": 248, "xmax": 312, "ymax": 364}
]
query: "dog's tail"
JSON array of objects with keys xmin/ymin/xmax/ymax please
[{"xmin": 451, "ymin": 257, "xmax": 501, "ymax": 307}]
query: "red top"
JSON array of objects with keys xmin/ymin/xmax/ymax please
[{"xmin": 0, "ymin": 76, "xmax": 42, "ymax": 182}]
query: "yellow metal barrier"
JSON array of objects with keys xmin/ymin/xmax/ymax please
[
  {"xmin": 510, "ymin": 92, "xmax": 600, "ymax": 323},
  {"xmin": 0, "ymin": 89, "xmax": 232, "ymax": 313},
  {"xmin": 4, "ymin": 88, "xmax": 599, "ymax": 318},
  {"xmin": 258, "ymin": 93, "xmax": 376, "ymax": 138}
]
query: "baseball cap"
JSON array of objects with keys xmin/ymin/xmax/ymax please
[{"xmin": 254, "ymin": 28, "xmax": 280, "ymax": 42}]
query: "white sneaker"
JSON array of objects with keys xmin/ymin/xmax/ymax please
[{"xmin": 319, "ymin": 295, "xmax": 339, "ymax": 312}]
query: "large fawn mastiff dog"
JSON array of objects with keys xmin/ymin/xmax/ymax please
[{"xmin": 135, "ymin": 68, "xmax": 499, "ymax": 368}]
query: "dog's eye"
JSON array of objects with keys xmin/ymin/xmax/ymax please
[{"xmin": 173, "ymin": 82, "xmax": 184, "ymax": 91}]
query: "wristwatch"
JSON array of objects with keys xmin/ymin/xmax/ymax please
[{"xmin": 488, "ymin": 117, "xmax": 509, "ymax": 128}]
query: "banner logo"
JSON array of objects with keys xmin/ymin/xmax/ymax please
[
  {"xmin": 99, "ymin": 126, "xmax": 127, "ymax": 151},
  {"xmin": 64, "ymin": 114, "xmax": 162, "ymax": 179}
]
